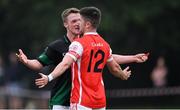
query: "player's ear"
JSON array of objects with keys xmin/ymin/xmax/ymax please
[{"xmin": 85, "ymin": 21, "xmax": 91, "ymax": 29}]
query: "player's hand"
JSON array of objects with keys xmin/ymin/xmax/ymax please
[
  {"xmin": 121, "ymin": 66, "xmax": 131, "ymax": 80},
  {"xmin": 16, "ymin": 49, "xmax": 28, "ymax": 64},
  {"xmin": 135, "ymin": 53, "xmax": 149, "ymax": 63},
  {"xmin": 35, "ymin": 73, "xmax": 48, "ymax": 88}
]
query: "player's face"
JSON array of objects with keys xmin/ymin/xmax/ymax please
[{"xmin": 65, "ymin": 13, "xmax": 81, "ymax": 36}]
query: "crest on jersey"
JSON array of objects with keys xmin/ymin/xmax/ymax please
[{"xmin": 71, "ymin": 45, "xmax": 78, "ymax": 51}]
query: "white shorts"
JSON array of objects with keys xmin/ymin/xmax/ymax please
[
  {"xmin": 52, "ymin": 105, "xmax": 69, "ymax": 110},
  {"xmin": 70, "ymin": 103, "xmax": 105, "ymax": 110}
]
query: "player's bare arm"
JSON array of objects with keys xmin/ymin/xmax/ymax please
[
  {"xmin": 112, "ymin": 53, "xmax": 149, "ymax": 64},
  {"xmin": 35, "ymin": 54, "xmax": 74, "ymax": 88},
  {"xmin": 16, "ymin": 49, "xmax": 43, "ymax": 71},
  {"xmin": 107, "ymin": 59, "xmax": 131, "ymax": 80}
]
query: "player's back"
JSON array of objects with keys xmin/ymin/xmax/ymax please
[{"xmin": 71, "ymin": 32, "xmax": 111, "ymax": 108}]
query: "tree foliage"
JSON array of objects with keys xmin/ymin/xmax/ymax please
[{"xmin": 0, "ymin": 0, "xmax": 180, "ymax": 60}]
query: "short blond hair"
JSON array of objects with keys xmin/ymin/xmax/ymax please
[{"xmin": 61, "ymin": 8, "xmax": 80, "ymax": 23}]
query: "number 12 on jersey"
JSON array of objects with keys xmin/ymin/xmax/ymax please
[{"xmin": 87, "ymin": 49, "xmax": 105, "ymax": 73}]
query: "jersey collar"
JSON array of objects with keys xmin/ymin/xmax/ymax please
[
  {"xmin": 84, "ymin": 32, "xmax": 98, "ymax": 35},
  {"xmin": 63, "ymin": 35, "xmax": 71, "ymax": 44}
]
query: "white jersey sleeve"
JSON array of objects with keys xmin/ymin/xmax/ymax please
[
  {"xmin": 107, "ymin": 48, "xmax": 113, "ymax": 62},
  {"xmin": 66, "ymin": 41, "xmax": 83, "ymax": 61}
]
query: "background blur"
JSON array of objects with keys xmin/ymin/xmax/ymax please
[{"xmin": 0, "ymin": 0, "xmax": 180, "ymax": 109}]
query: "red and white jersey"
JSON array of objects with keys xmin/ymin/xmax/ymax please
[{"xmin": 66, "ymin": 32, "xmax": 113, "ymax": 108}]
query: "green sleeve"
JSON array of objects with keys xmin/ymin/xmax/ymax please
[{"xmin": 37, "ymin": 52, "xmax": 53, "ymax": 66}]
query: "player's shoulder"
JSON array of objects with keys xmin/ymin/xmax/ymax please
[
  {"xmin": 98, "ymin": 36, "xmax": 111, "ymax": 51},
  {"xmin": 98, "ymin": 35, "xmax": 110, "ymax": 46},
  {"xmin": 70, "ymin": 38, "xmax": 84, "ymax": 50},
  {"xmin": 72, "ymin": 38, "xmax": 83, "ymax": 44},
  {"xmin": 48, "ymin": 37, "xmax": 65, "ymax": 48},
  {"xmin": 71, "ymin": 38, "xmax": 82, "ymax": 46}
]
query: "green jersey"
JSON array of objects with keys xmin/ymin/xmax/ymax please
[{"xmin": 37, "ymin": 35, "xmax": 71, "ymax": 107}]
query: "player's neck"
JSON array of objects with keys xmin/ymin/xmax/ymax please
[
  {"xmin": 84, "ymin": 28, "xmax": 97, "ymax": 33},
  {"xmin": 66, "ymin": 32, "xmax": 78, "ymax": 42}
]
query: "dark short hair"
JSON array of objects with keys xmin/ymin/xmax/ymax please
[
  {"xmin": 61, "ymin": 8, "xmax": 80, "ymax": 23},
  {"xmin": 80, "ymin": 6, "xmax": 101, "ymax": 28}
]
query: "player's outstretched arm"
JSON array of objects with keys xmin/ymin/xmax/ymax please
[
  {"xmin": 107, "ymin": 59, "xmax": 131, "ymax": 80},
  {"xmin": 35, "ymin": 54, "xmax": 74, "ymax": 88},
  {"xmin": 112, "ymin": 53, "xmax": 149, "ymax": 64},
  {"xmin": 16, "ymin": 49, "xmax": 43, "ymax": 71}
]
